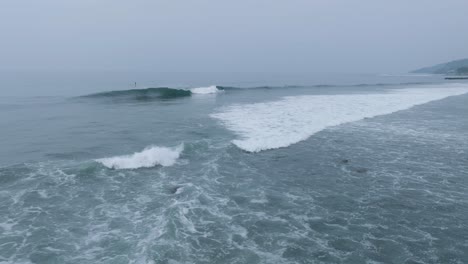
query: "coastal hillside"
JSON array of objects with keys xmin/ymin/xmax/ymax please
[{"xmin": 412, "ymin": 58, "xmax": 468, "ymax": 75}]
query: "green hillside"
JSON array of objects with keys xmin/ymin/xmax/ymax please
[{"xmin": 412, "ymin": 58, "xmax": 468, "ymax": 75}]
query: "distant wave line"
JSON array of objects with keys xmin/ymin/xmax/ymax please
[{"xmin": 79, "ymin": 81, "xmax": 441, "ymax": 101}]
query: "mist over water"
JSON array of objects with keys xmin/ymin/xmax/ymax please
[
  {"xmin": 1, "ymin": 72, "xmax": 468, "ymax": 263},
  {"xmin": 2, "ymin": 0, "xmax": 468, "ymax": 262}
]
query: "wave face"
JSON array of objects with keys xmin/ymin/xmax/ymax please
[
  {"xmin": 211, "ymin": 86, "xmax": 468, "ymax": 152},
  {"xmin": 83, "ymin": 87, "xmax": 191, "ymax": 101},
  {"xmin": 83, "ymin": 86, "xmax": 222, "ymax": 101},
  {"xmin": 79, "ymin": 83, "xmax": 439, "ymax": 102},
  {"xmin": 96, "ymin": 144, "xmax": 184, "ymax": 169}
]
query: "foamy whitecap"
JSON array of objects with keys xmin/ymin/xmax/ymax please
[
  {"xmin": 211, "ymin": 86, "xmax": 468, "ymax": 152},
  {"xmin": 190, "ymin": 85, "xmax": 220, "ymax": 94},
  {"xmin": 96, "ymin": 144, "xmax": 184, "ymax": 169}
]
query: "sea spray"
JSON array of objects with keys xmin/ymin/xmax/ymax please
[
  {"xmin": 190, "ymin": 85, "xmax": 221, "ymax": 94},
  {"xmin": 96, "ymin": 144, "xmax": 184, "ymax": 169}
]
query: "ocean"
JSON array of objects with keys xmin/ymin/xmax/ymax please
[{"xmin": 0, "ymin": 72, "xmax": 467, "ymax": 264}]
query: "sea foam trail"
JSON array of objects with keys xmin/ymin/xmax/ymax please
[
  {"xmin": 96, "ymin": 144, "xmax": 184, "ymax": 169},
  {"xmin": 211, "ymin": 86, "xmax": 468, "ymax": 152}
]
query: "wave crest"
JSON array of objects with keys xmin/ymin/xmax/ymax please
[
  {"xmin": 96, "ymin": 144, "xmax": 184, "ymax": 169},
  {"xmin": 79, "ymin": 83, "xmax": 438, "ymax": 102},
  {"xmin": 190, "ymin": 85, "xmax": 221, "ymax": 94},
  {"xmin": 81, "ymin": 86, "xmax": 222, "ymax": 101}
]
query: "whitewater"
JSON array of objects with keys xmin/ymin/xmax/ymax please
[
  {"xmin": 212, "ymin": 86, "xmax": 468, "ymax": 152},
  {"xmin": 2, "ymin": 75, "xmax": 468, "ymax": 264},
  {"xmin": 190, "ymin": 85, "xmax": 220, "ymax": 94},
  {"xmin": 96, "ymin": 144, "xmax": 184, "ymax": 169}
]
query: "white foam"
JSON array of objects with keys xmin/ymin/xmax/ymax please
[
  {"xmin": 96, "ymin": 144, "xmax": 183, "ymax": 169},
  {"xmin": 211, "ymin": 86, "xmax": 468, "ymax": 152},
  {"xmin": 190, "ymin": 85, "xmax": 220, "ymax": 94}
]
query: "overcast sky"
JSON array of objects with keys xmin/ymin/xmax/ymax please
[{"xmin": 1, "ymin": 0, "xmax": 467, "ymax": 73}]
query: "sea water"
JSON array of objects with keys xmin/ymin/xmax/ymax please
[{"xmin": 0, "ymin": 72, "xmax": 467, "ymax": 263}]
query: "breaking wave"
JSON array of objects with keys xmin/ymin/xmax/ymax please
[
  {"xmin": 96, "ymin": 144, "xmax": 184, "ymax": 169},
  {"xmin": 82, "ymin": 86, "xmax": 221, "ymax": 101},
  {"xmin": 79, "ymin": 82, "xmax": 436, "ymax": 102},
  {"xmin": 211, "ymin": 86, "xmax": 468, "ymax": 152},
  {"xmin": 190, "ymin": 85, "xmax": 221, "ymax": 94}
]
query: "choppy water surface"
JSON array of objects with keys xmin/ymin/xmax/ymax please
[{"xmin": 1, "ymin": 77, "xmax": 468, "ymax": 263}]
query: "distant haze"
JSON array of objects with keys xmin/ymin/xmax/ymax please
[{"xmin": 1, "ymin": 0, "xmax": 468, "ymax": 73}]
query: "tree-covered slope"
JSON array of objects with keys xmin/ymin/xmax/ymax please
[{"xmin": 412, "ymin": 58, "xmax": 468, "ymax": 74}]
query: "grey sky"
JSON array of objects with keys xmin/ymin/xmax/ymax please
[{"xmin": 1, "ymin": 0, "xmax": 467, "ymax": 73}]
